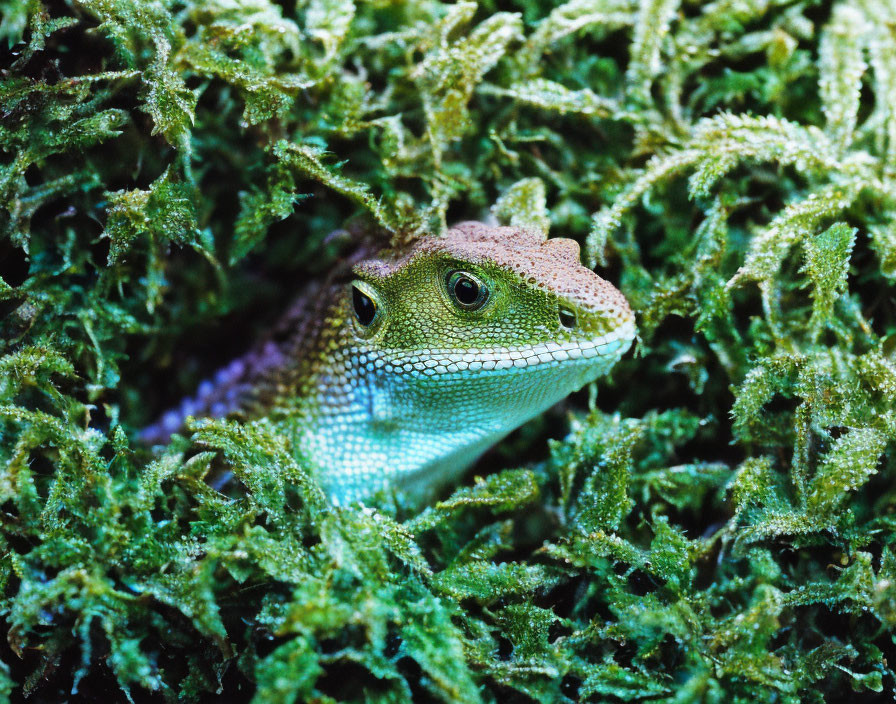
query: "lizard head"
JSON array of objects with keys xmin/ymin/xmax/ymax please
[
  {"xmin": 297, "ymin": 220, "xmax": 637, "ymax": 502},
  {"xmin": 349, "ymin": 221, "xmax": 636, "ymax": 382}
]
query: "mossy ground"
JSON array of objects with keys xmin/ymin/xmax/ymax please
[{"xmin": 3, "ymin": 0, "xmax": 896, "ymax": 702}]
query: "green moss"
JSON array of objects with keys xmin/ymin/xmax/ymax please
[{"xmin": 2, "ymin": 0, "xmax": 896, "ymax": 701}]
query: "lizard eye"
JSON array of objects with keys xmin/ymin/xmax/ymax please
[
  {"xmin": 446, "ymin": 271, "xmax": 489, "ymax": 311},
  {"xmin": 351, "ymin": 283, "xmax": 378, "ymax": 326},
  {"xmin": 559, "ymin": 306, "xmax": 577, "ymax": 329}
]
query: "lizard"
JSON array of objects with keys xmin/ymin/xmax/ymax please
[{"xmin": 141, "ymin": 221, "xmax": 636, "ymax": 504}]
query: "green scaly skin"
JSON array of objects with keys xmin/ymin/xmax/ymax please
[{"xmin": 144, "ymin": 222, "xmax": 636, "ymax": 503}]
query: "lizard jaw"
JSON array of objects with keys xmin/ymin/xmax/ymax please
[{"xmin": 369, "ymin": 320, "xmax": 636, "ymax": 379}]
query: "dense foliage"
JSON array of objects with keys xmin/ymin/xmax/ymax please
[{"xmin": 3, "ymin": 0, "xmax": 896, "ymax": 701}]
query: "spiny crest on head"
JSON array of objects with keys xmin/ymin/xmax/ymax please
[
  {"xmin": 355, "ymin": 221, "xmax": 581, "ymax": 278},
  {"xmin": 442, "ymin": 222, "xmax": 587, "ymax": 259},
  {"xmin": 445, "ymin": 221, "xmax": 548, "ymax": 245}
]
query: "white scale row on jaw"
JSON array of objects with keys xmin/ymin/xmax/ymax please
[{"xmin": 369, "ymin": 321, "xmax": 636, "ymax": 376}]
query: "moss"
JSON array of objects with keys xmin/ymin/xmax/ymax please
[{"xmin": 2, "ymin": 0, "xmax": 896, "ymax": 701}]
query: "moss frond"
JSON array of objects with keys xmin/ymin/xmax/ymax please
[{"xmin": 4, "ymin": 0, "xmax": 896, "ymax": 701}]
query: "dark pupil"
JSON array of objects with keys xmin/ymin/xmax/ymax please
[
  {"xmin": 352, "ymin": 285, "xmax": 376, "ymax": 326},
  {"xmin": 454, "ymin": 276, "xmax": 479, "ymax": 305},
  {"xmin": 559, "ymin": 307, "xmax": 577, "ymax": 329}
]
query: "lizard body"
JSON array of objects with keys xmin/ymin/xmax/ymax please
[{"xmin": 142, "ymin": 222, "xmax": 636, "ymax": 503}]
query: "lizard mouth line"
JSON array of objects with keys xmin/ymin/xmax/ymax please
[{"xmin": 371, "ymin": 321, "xmax": 636, "ymax": 377}]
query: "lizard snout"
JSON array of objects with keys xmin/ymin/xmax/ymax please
[{"xmin": 555, "ymin": 277, "xmax": 635, "ymax": 343}]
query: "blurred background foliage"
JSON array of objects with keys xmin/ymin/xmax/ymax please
[{"xmin": 2, "ymin": 0, "xmax": 896, "ymax": 701}]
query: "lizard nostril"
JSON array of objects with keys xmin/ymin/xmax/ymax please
[{"xmin": 558, "ymin": 306, "xmax": 577, "ymax": 330}]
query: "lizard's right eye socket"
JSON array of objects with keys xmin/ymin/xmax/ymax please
[{"xmin": 351, "ymin": 284, "xmax": 378, "ymax": 327}]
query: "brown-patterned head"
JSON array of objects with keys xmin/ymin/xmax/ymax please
[{"xmin": 348, "ymin": 222, "xmax": 635, "ymax": 373}]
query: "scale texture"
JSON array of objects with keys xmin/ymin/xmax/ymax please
[{"xmin": 143, "ymin": 222, "xmax": 636, "ymax": 502}]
